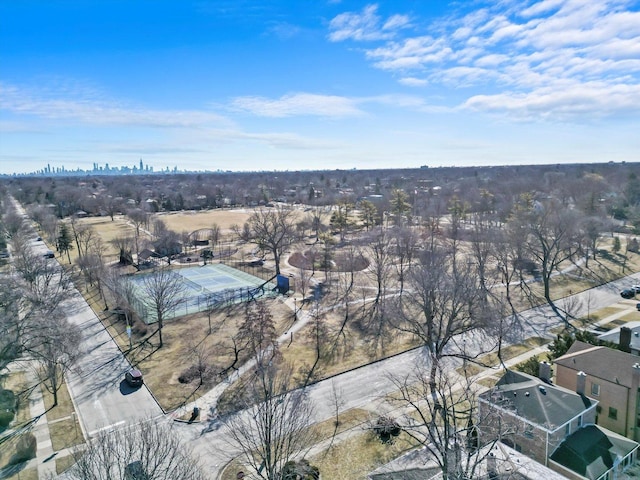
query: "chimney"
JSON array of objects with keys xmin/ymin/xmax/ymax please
[
  {"xmin": 539, "ymin": 361, "xmax": 552, "ymax": 383},
  {"xmin": 620, "ymin": 327, "xmax": 632, "ymax": 353},
  {"xmin": 576, "ymin": 371, "xmax": 587, "ymax": 396}
]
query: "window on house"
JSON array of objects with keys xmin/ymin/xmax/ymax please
[
  {"xmin": 609, "ymin": 407, "xmax": 618, "ymax": 420},
  {"xmin": 578, "ymin": 415, "xmax": 583, "ymax": 427},
  {"xmin": 591, "ymin": 383, "xmax": 600, "ymax": 396}
]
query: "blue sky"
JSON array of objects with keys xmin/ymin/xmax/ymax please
[{"xmin": 1, "ymin": 0, "xmax": 639, "ymax": 174}]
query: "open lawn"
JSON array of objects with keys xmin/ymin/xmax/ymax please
[
  {"xmin": 155, "ymin": 209, "xmax": 254, "ymax": 234},
  {"xmin": 104, "ymin": 297, "xmax": 294, "ymax": 412},
  {"xmin": 2, "ymin": 371, "xmax": 31, "ymax": 428},
  {"xmin": 75, "ymin": 224, "xmax": 640, "ymax": 414},
  {"xmin": 58, "ymin": 209, "xmax": 640, "ymax": 476},
  {"xmin": 311, "ymin": 431, "xmax": 416, "ymax": 480},
  {"xmin": 40, "ymin": 380, "xmax": 84, "ymax": 452}
]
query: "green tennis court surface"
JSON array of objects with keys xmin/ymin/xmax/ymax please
[{"xmin": 129, "ymin": 264, "xmax": 275, "ymax": 323}]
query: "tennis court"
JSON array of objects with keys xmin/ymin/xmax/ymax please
[{"xmin": 129, "ymin": 264, "xmax": 276, "ymax": 323}]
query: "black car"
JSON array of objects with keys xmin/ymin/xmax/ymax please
[
  {"xmin": 125, "ymin": 369, "xmax": 143, "ymax": 387},
  {"xmin": 621, "ymin": 289, "xmax": 635, "ymax": 299}
]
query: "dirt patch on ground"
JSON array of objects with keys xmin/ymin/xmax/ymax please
[{"xmin": 288, "ymin": 248, "xmax": 369, "ymax": 272}]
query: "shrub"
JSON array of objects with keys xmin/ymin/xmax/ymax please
[
  {"xmin": 514, "ymin": 355, "xmax": 541, "ymax": 377},
  {"xmin": 178, "ymin": 365, "xmax": 200, "ymax": 384},
  {"xmin": 0, "ymin": 389, "xmax": 16, "ymax": 410},
  {"xmin": 282, "ymin": 459, "xmax": 320, "ymax": 480},
  {"xmin": 9, "ymin": 432, "xmax": 37, "ymax": 465},
  {"xmin": 373, "ymin": 415, "xmax": 401, "ymax": 444},
  {"xmin": 131, "ymin": 320, "xmax": 148, "ymax": 336},
  {"xmin": 178, "ymin": 364, "xmax": 212, "ymax": 384},
  {"xmin": 0, "ymin": 410, "xmax": 15, "ymax": 430},
  {"xmin": 0, "ymin": 389, "xmax": 16, "ymax": 430}
]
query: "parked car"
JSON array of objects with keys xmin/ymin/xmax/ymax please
[
  {"xmin": 632, "ymin": 285, "xmax": 640, "ymax": 293},
  {"xmin": 636, "ymin": 303, "xmax": 640, "ymax": 311},
  {"xmin": 621, "ymin": 289, "xmax": 635, "ymax": 299},
  {"xmin": 43, "ymin": 250, "xmax": 55, "ymax": 259},
  {"xmin": 125, "ymin": 369, "xmax": 143, "ymax": 387}
]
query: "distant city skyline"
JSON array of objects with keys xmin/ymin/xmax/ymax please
[{"xmin": 1, "ymin": 0, "xmax": 639, "ymax": 175}]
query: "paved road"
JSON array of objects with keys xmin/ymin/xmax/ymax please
[
  {"xmin": 8, "ymin": 197, "xmax": 163, "ymax": 438},
  {"xmin": 62, "ymin": 294, "xmax": 163, "ymax": 437},
  {"xmin": 175, "ymin": 270, "xmax": 640, "ymax": 477},
  {"xmin": 12, "ymin": 196, "xmax": 640, "ymax": 477}
]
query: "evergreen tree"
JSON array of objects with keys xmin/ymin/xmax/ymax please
[{"xmin": 57, "ymin": 223, "xmax": 74, "ymax": 263}]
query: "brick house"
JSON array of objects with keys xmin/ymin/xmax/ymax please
[
  {"xmin": 554, "ymin": 340, "xmax": 640, "ymax": 442},
  {"xmin": 479, "ymin": 370, "xmax": 638, "ymax": 480}
]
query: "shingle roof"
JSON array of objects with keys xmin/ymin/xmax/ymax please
[
  {"xmin": 550, "ymin": 425, "xmax": 638, "ymax": 479},
  {"xmin": 598, "ymin": 321, "xmax": 640, "ymax": 352},
  {"xmin": 480, "ymin": 370, "xmax": 594, "ymax": 431},
  {"xmin": 555, "ymin": 341, "xmax": 640, "ymax": 388}
]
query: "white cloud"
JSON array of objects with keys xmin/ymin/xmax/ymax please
[
  {"xmin": 328, "ymin": 0, "xmax": 640, "ymax": 120},
  {"xmin": 328, "ymin": 4, "xmax": 410, "ymax": 42},
  {"xmin": 521, "ymin": 0, "xmax": 565, "ymax": 18},
  {"xmin": 464, "ymin": 82, "xmax": 640, "ymax": 120},
  {"xmin": 398, "ymin": 77, "xmax": 429, "ymax": 87},
  {"xmin": 231, "ymin": 93, "xmax": 364, "ymax": 117},
  {"xmin": 0, "ymin": 83, "xmax": 229, "ymax": 128},
  {"xmin": 383, "ymin": 14, "xmax": 411, "ymax": 31}
]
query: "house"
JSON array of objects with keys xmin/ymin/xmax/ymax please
[
  {"xmin": 597, "ymin": 323, "xmax": 640, "ymax": 355},
  {"xmin": 368, "ymin": 442, "xmax": 567, "ymax": 480},
  {"xmin": 478, "ymin": 370, "xmax": 638, "ymax": 480},
  {"xmin": 554, "ymin": 341, "xmax": 640, "ymax": 442}
]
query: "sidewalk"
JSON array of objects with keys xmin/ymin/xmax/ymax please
[{"xmin": 0, "ymin": 371, "xmax": 57, "ymax": 479}]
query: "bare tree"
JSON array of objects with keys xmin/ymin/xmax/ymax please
[
  {"xmin": 225, "ymin": 357, "xmax": 316, "ymax": 480},
  {"xmin": 327, "ymin": 380, "xmax": 345, "ymax": 451},
  {"xmin": 127, "ymin": 208, "xmax": 149, "ymax": 264},
  {"xmin": 304, "ymin": 206, "xmax": 328, "ymax": 241},
  {"xmin": 27, "ymin": 310, "xmax": 81, "ymax": 407},
  {"xmin": 110, "ymin": 235, "xmax": 135, "ymax": 265},
  {"xmin": 359, "ymin": 228, "xmax": 394, "ymax": 354},
  {"xmin": 102, "ymin": 267, "xmax": 139, "ymax": 349},
  {"xmin": 69, "ymin": 215, "xmax": 95, "ymax": 259},
  {"xmin": 394, "ymin": 226, "xmax": 418, "ymax": 295},
  {"xmin": 65, "ymin": 419, "xmax": 206, "ymax": 480},
  {"xmin": 394, "ymin": 240, "xmax": 497, "ymax": 384},
  {"xmin": 209, "ymin": 223, "xmax": 221, "ymax": 254},
  {"xmin": 140, "ymin": 267, "xmax": 186, "ymax": 348},
  {"xmin": 388, "ymin": 359, "xmax": 500, "ymax": 480},
  {"xmin": 1, "ymin": 240, "xmax": 73, "ymax": 372},
  {"xmin": 510, "ymin": 196, "xmax": 582, "ymax": 322},
  {"xmin": 247, "ymin": 207, "xmax": 296, "ymax": 275},
  {"xmin": 0, "ymin": 276, "xmax": 26, "ymax": 371}
]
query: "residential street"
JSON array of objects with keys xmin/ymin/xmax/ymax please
[
  {"xmin": 10, "ymin": 191, "xmax": 640, "ymax": 477},
  {"xmin": 174, "ymin": 270, "xmax": 640, "ymax": 477},
  {"xmin": 7, "ymin": 196, "xmax": 163, "ymax": 438}
]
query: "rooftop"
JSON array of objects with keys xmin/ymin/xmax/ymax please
[
  {"xmin": 550, "ymin": 425, "xmax": 639, "ymax": 480},
  {"xmin": 598, "ymin": 321, "xmax": 640, "ymax": 352},
  {"xmin": 368, "ymin": 442, "xmax": 567, "ymax": 480},
  {"xmin": 479, "ymin": 370, "xmax": 594, "ymax": 431},
  {"xmin": 555, "ymin": 341, "xmax": 640, "ymax": 388}
]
